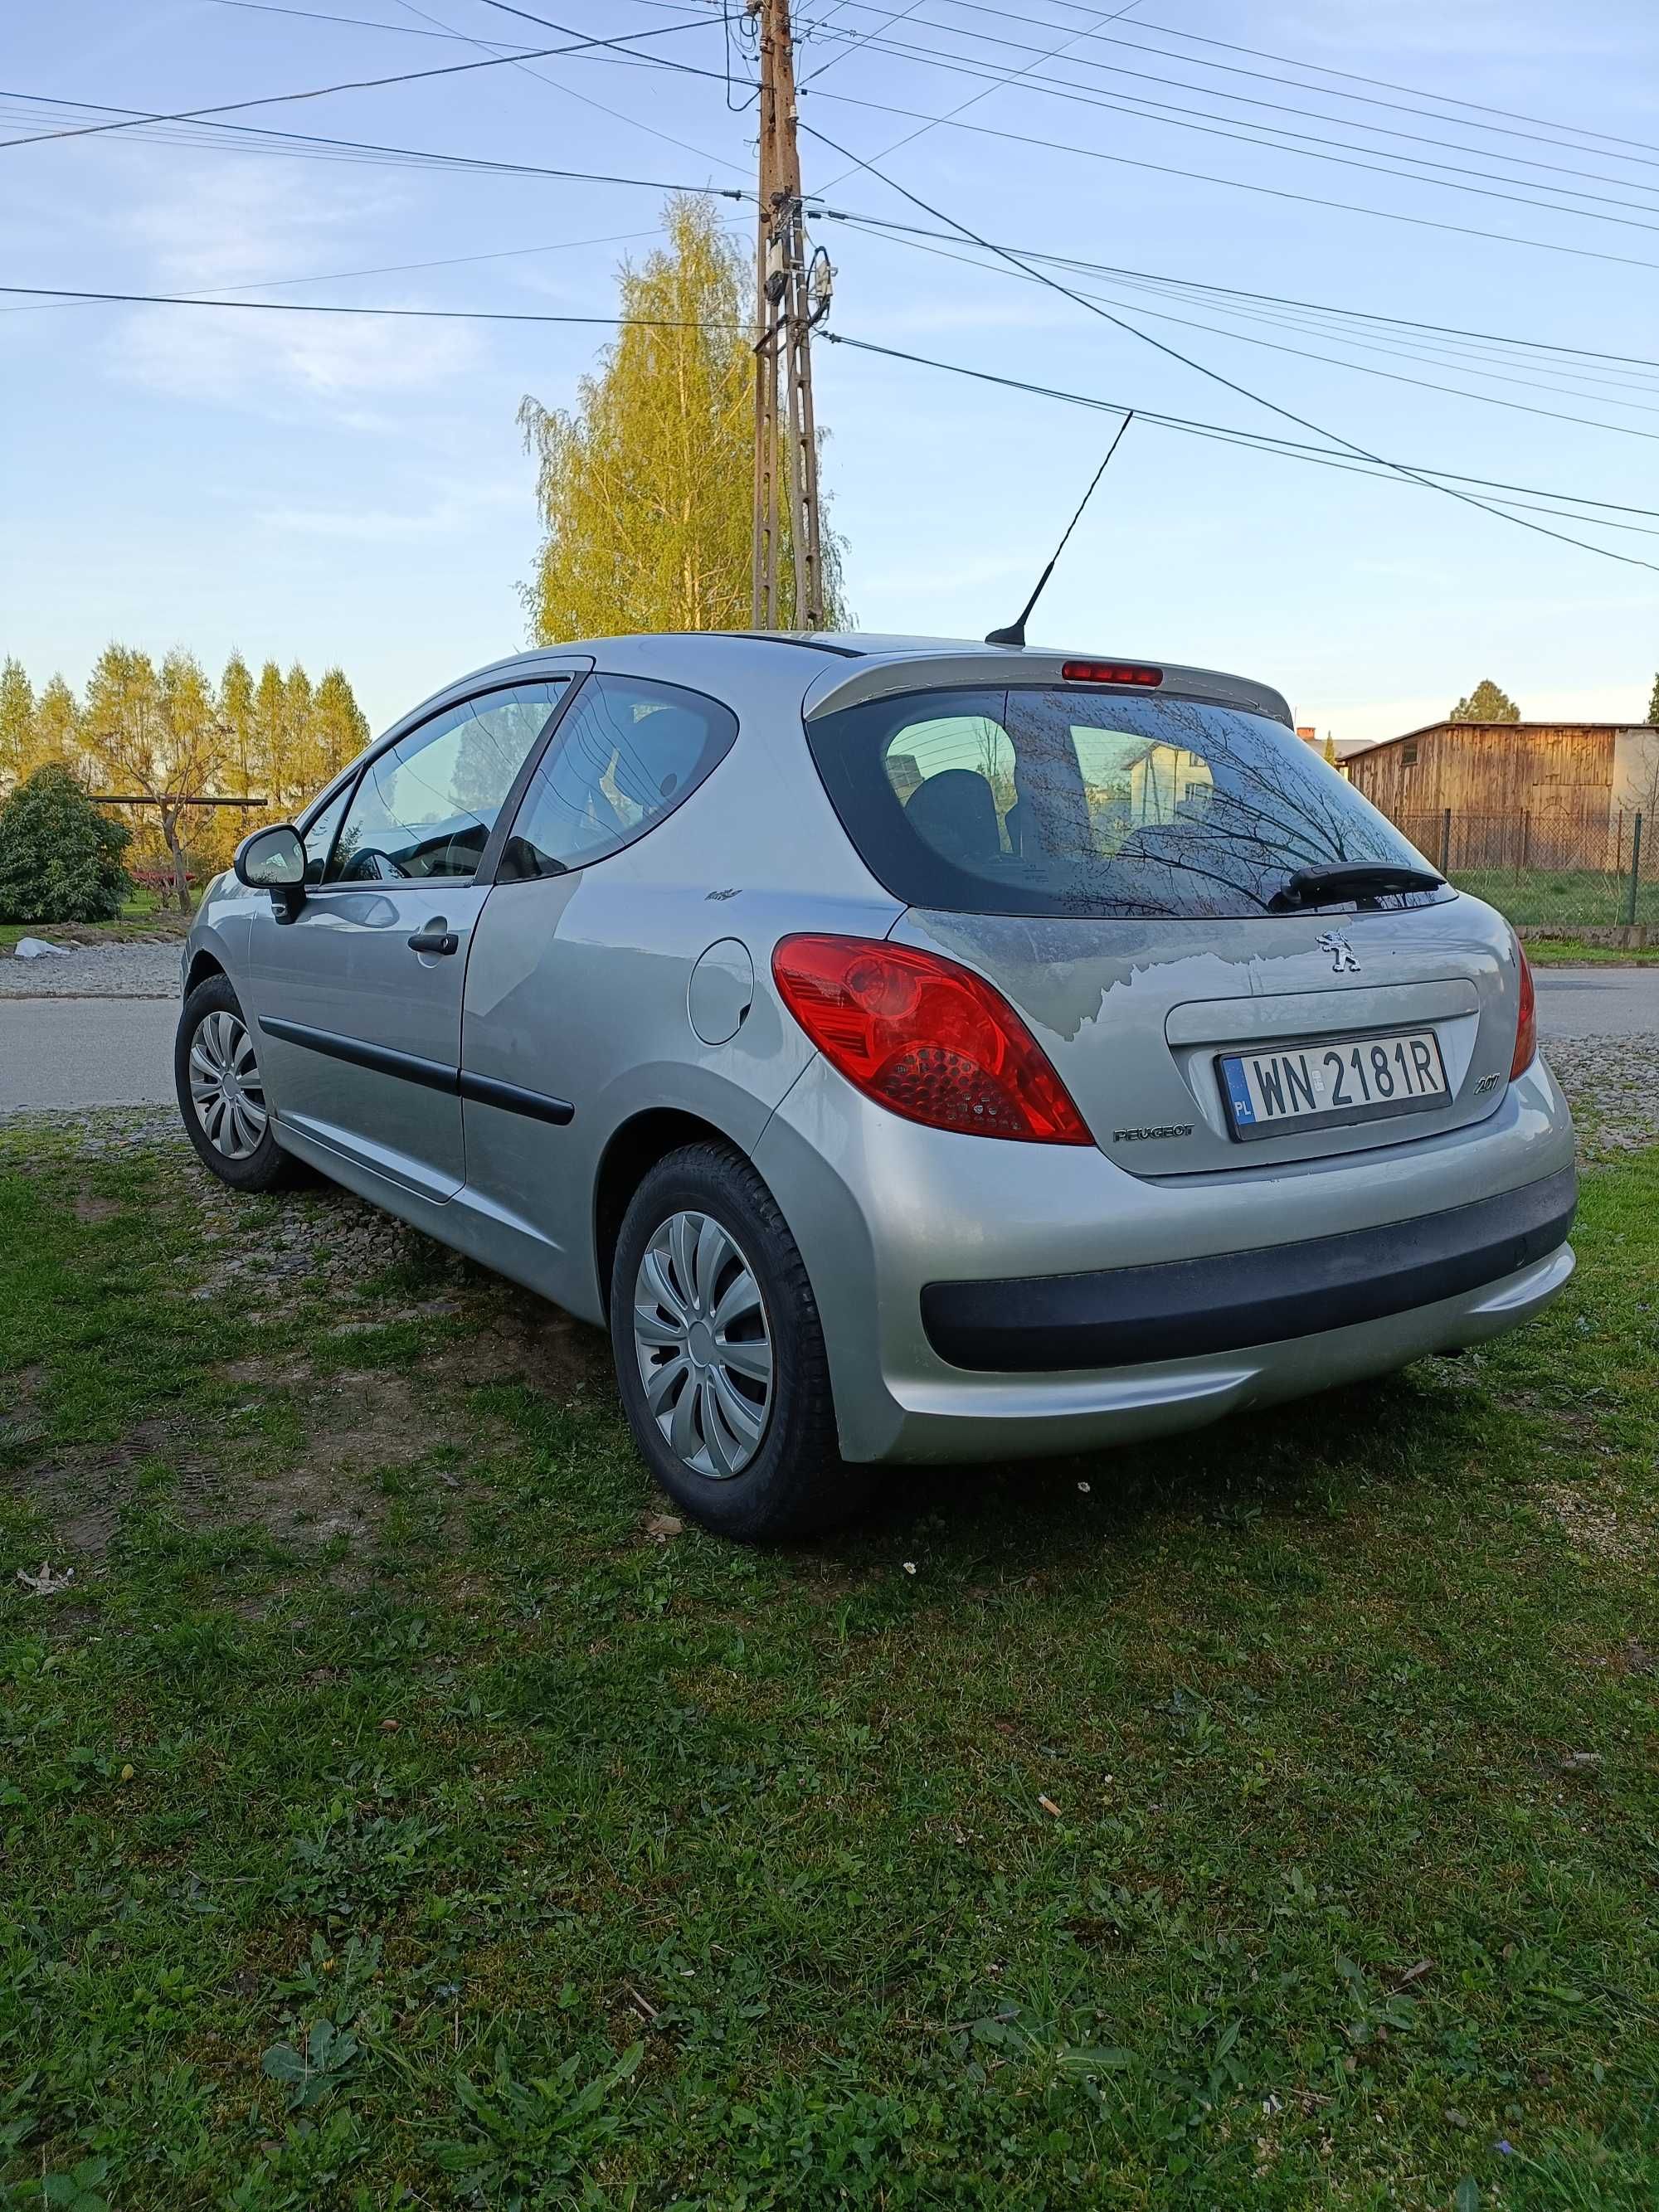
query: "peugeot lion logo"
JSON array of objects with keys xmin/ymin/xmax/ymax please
[{"xmin": 1316, "ymin": 930, "xmax": 1362, "ymax": 975}]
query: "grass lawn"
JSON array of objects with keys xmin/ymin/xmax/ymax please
[
  {"xmin": 1, "ymin": 1123, "xmax": 1656, "ymax": 2209},
  {"xmin": 0, "ymin": 895, "xmax": 189, "ymax": 954},
  {"xmin": 1449, "ymin": 870, "xmax": 1658, "ymax": 934},
  {"xmin": 1521, "ymin": 939, "xmax": 1659, "ymax": 969}
]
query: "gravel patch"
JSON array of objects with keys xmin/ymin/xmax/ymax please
[
  {"xmin": 1544, "ymin": 1033, "xmax": 1659, "ymax": 1159},
  {"xmin": 0, "ymin": 940, "xmax": 181, "ymax": 999}
]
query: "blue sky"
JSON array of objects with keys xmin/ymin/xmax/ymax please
[{"xmin": 3, "ymin": 0, "xmax": 1657, "ymax": 745}]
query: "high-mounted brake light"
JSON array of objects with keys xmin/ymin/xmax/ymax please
[
  {"xmin": 1060, "ymin": 660, "xmax": 1163, "ymax": 687},
  {"xmin": 1510, "ymin": 936, "xmax": 1537, "ymax": 1080},
  {"xmin": 771, "ymin": 936, "xmax": 1092, "ymax": 1145}
]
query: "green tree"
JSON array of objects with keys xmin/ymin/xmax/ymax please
[
  {"xmin": 1321, "ymin": 732, "xmax": 1338, "ymax": 766},
  {"xmin": 80, "ymin": 646, "xmax": 225, "ymax": 910},
  {"xmin": 249, "ymin": 661, "xmax": 287, "ymax": 819},
  {"xmin": 0, "ymin": 763, "xmax": 131, "ymax": 923},
  {"xmin": 0, "ymin": 659, "xmax": 36, "ymax": 787},
  {"xmin": 219, "ymin": 651, "xmax": 256, "ymax": 798},
  {"xmin": 313, "ymin": 667, "xmax": 370, "ymax": 780},
  {"xmin": 518, "ymin": 194, "xmax": 847, "ymax": 644},
  {"xmin": 32, "ymin": 676, "xmax": 82, "ymax": 776},
  {"xmin": 280, "ymin": 664, "xmax": 316, "ymax": 810},
  {"xmin": 1646, "ymin": 672, "xmax": 1659, "ymax": 725},
  {"xmin": 1449, "ymin": 679, "xmax": 1520, "ymax": 723}
]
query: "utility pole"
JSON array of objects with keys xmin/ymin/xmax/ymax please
[{"xmin": 748, "ymin": 0, "xmax": 826, "ymax": 630}]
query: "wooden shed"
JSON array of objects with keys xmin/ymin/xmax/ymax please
[{"xmin": 1346, "ymin": 721, "xmax": 1656, "ymax": 869}]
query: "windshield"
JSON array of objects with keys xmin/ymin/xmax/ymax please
[{"xmin": 805, "ymin": 686, "xmax": 1447, "ymax": 920}]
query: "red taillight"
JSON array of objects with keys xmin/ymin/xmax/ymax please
[
  {"xmin": 771, "ymin": 935, "xmax": 1092, "ymax": 1145},
  {"xmin": 1510, "ymin": 937, "xmax": 1537, "ymax": 1079},
  {"xmin": 1060, "ymin": 660, "xmax": 1162, "ymax": 687}
]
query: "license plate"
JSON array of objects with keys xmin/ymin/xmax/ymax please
[{"xmin": 1218, "ymin": 1028, "xmax": 1449, "ymax": 1142}]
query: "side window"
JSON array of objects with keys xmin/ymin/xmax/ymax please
[
  {"xmin": 497, "ymin": 674, "xmax": 737, "ymax": 882},
  {"xmin": 299, "ymin": 782, "xmax": 353, "ymax": 885},
  {"xmin": 883, "ymin": 708, "xmax": 1016, "ymax": 866},
  {"xmin": 326, "ymin": 682, "xmax": 566, "ymax": 884}
]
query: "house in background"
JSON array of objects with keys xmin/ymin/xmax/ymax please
[
  {"xmin": 1346, "ymin": 719, "xmax": 1659, "ymax": 866},
  {"xmin": 1296, "ymin": 727, "xmax": 1375, "ymax": 776}
]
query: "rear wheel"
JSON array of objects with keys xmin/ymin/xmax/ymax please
[
  {"xmin": 610, "ymin": 1143, "xmax": 867, "ymax": 1541},
  {"xmin": 174, "ymin": 972, "xmax": 301, "ymax": 1192}
]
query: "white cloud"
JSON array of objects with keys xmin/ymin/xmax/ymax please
[
  {"xmin": 105, "ymin": 159, "xmax": 483, "ymax": 410},
  {"xmin": 251, "ymin": 480, "xmax": 523, "ymax": 540}
]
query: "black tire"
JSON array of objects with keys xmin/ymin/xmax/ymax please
[
  {"xmin": 174, "ymin": 972, "xmax": 304, "ymax": 1194},
  {"xmin": 609, "ymin": 1142, "xmax": 868, "ymax": 1542}
]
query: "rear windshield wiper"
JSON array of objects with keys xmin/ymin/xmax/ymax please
[{"xmin": 1269, "ymin": 860, "xmax": 1443, "ymax": 912}]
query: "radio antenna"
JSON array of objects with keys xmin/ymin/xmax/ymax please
[{"xmin": 985, "ymin": 411, "xmax": 1134, "ymax": 649}]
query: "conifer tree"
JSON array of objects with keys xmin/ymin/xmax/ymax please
[
  {"xmin": 313, "ymin": 668, "xmax": 370, "ymax": 778},
  {"xmin": 1449, "ymin": 679, "xmax": 1520, "ymax": 723},
  {"xmin": 0, "ymin": 659, "xmax": 36, "ymax": 786},
  {"xmin": 33, "ymin": 677, "xmax": 82, "ymax": 776},
  {"xmin": 219, "ymin": 651, "xmax": 256, "ymax": 797}
]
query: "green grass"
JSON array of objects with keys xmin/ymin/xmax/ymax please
[
  {"xmin": 1451, "ymin": 868, "xmax": 1659, "ymax": 932},
  {"xmin": 1, "ymin": 1125, "xmax": 1657, "ymax": 2209},
  {"xmin": 0, "ymin": 893, "xmax": 187, "ymax": 952},
  {"xmin": 1521, "ymin": 938, "xmax": 1659, "ymax": 968}
]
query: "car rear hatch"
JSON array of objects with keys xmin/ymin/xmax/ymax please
[{"xmin": 803, "ymin": 659, "xmax": 1525, "ymax": 1177}]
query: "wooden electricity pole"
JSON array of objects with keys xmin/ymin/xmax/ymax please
[{"xmin": 748, "ymin": 0, "xmax": 825, "ymax": 630}]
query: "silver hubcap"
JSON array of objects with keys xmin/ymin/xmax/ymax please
[
  {"xmin": 188, "ymin": 1009, "xmax": 268, "ymax": 1161},
  {"xmin": 632, "ymin": 1211, "xmax": 773, "ymax": 1480}
]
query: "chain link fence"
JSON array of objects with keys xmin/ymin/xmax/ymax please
[{"xmin": 1396, "ymin": 809, "xmax": 1653, "ymax": 930}]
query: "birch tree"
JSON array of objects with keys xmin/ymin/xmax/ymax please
[{"xmin": 518, "ymin": 194, "xmax": 847, "ymax": 644}]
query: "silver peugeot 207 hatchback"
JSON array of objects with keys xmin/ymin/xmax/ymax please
[{"xmin": 176, "ymin": 632, "xmax": 1576, "ymax": 1539}]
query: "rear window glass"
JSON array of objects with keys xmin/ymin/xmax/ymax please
[{"xmin": 805, "ymin": 687, "xmax": 1446, "ymax": 919}]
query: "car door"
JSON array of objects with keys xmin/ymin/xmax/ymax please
[
  {"xmin": 459, "ymin": 672, "xmax": 746, "ymax": 1296},
  {"xmin": 245, "ymin": 673, "xmax": 582, "ymax": 1199}
]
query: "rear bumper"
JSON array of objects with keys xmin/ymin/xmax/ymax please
[
  {"xmin": 922, "ymin": 1164, "xmax": 1577, "ymax": 1372},
  {"xmin": 752, "ymin": 1050, "xmax": 1579, "ymax": 1464}
]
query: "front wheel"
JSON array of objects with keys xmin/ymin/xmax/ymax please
[
  {"xmin": 174, "ymin": 972, "xmax": 301, "ymax": 1192},
  {"xmin": 610, "ymin": 1143, "xmax": 868, "ymax": 1542}
]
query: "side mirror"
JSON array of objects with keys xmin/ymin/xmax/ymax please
[{"xmin": 235, "ymin": 824, "xmax": 306, "ymax": 921}]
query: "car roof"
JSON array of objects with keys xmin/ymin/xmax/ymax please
[{"xmin": 438, "ymin": 631, "xmax": 1296, "ymax": 732}]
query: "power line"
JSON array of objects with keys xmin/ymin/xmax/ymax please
[
  {"xmin": 0, "ymin": 221, "xmax": 681, "ymax": 317},
  {"xmin": 6, "ymin": 265, "xmax": 1654, "ymax": 537},
  {"xmin": 8, "ymin": 267, "xmax": 1654, "ymax": 535},
  {"xmin": 1119, "ymin": 9, "xmax": 1659, "ymax": 165},
  {"xmin": 821, "ymin": 333, "xmax": 1659, "ymax": 533},
  {"xmin": 800, "ymin": 30, "xmax": 1659, "ymax": 236},
  {"xmin": 800, "ymin": 0, "xmax": 937, "ymax": 87},
  {"xmin": 821, "ymin": 206, "xmax": 1659, "ymax": 374},
  {"xmin": 799, "ymin": 2, "xmax": 1659, "ymax": 210},
  {"xmin": 0, "ymin": 12, "xmax": 719, "ymax": 151},
  {"xmin": 810, "ymin": 0, "xmax": 1659, "ymax": 179},
  {"xmin": 814, "ymin": 0, "xmax": 1146, "ymax": 197},
  {"xmin": 384, "ymin": 0, "xmax": 747, "ymax": 177},
  {"xmin": 838, "ymin": 216, "xmax": 1659, "ymax": 441},
  {"xmin": 0, "ymin": 282, "xmax": 753, "ymax": 328},
  {"xmin": 0, "ymin": 85, "xmax": 752, "ymax": 197},
  {"xmin": 795, "ymin": 116, "xmax": 1659, "ymax": 574},
  {"xmin": 208, "ymin": 0, "xmax": 530, "ymax": 43},
  {"xmin": 800, "ymin": 85, "xmax": 1659, "ymax": 276}
]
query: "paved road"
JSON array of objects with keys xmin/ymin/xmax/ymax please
[
  {"xmin": 1, "ymin": 964, "xmax": 1654, "ymax": 1116},
  {"xmin": 1530, "ymin": 965, "xmax": 1659, "ymax": 1039},
  {"xmin": 0, "ymin": 998, "xmax": 177, "ymax": 1112}
]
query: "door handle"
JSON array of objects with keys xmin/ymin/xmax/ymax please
[{"xmin": 407, "ymin": 927, "xmax": 459, "ymax": 955}]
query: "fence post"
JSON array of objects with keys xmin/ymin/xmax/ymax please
[
  {"xmin": 1627, "ymin": 812, "xmax": 1644, "ymax": 928},
  {"xmin": 1440, "ymin": 808, "xmax": 1452, "ymax": 875},
  {"xmin": 1520, "ymin": 809, "xmax": 1531, "ymax": 873}
]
